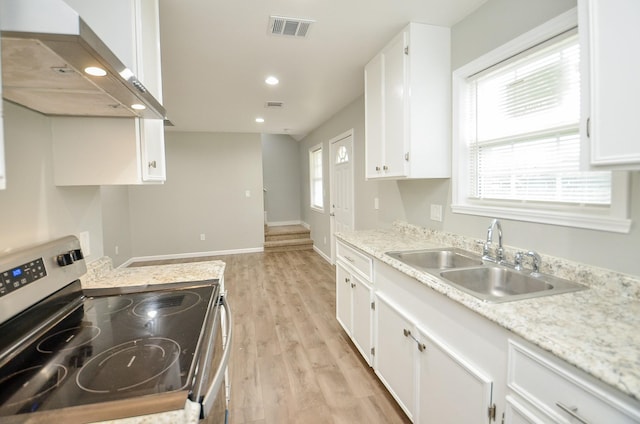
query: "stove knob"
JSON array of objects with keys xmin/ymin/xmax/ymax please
[
  {"xmin": 72, "ymin": 249, "xmax": 84, "ymax": 261},
  {"xmin": 57, "ymin": 252, "xmax": 75, "ymax": 267}
]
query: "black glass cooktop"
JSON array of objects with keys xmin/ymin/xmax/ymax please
[{"xmin": 0, "ymin": 284, "xmax": 217, "ymax": 417}]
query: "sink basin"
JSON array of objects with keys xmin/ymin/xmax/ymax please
[
  {"xmin": 386, "ymin": 248, "xmax": 482, "ymax": 270},
  {"xmin": 439, "ymin": 266, "xmax": 586, "ymax": 303}
]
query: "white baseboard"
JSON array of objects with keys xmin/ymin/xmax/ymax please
[
  {"xmin": 120, "ymin": 247, "xmax": 264, "ymax": 268},
  {"xmin": 266, "ymin": 220, "xmax": 302, "ymax": 227},
  {"xmin": 301, "ymin": 221, "xmax": 310, "ymax": 230},
  {"xmin": 313, "ymin": 245, "xmax": 333, "ymax": 264}
]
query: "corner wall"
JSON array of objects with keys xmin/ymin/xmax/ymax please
[{"xmin": 127, "ymin": 131, "xmax": 264, "ymax": 258}]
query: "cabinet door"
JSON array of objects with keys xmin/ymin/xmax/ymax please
[
  {"xmin": 381, "ymin": 30, "xmax": 408, "ymax": 178},
  {"xmin": 417, "ymin": 326, "xmax": 493, "ymax": 424},
  {"xmin": 364, "ymin": 53, "xmax": 384, "ymax": 179},
  {"xmin": 505, "ymin": 396, "xmax": 547, "ymax": 424},
  {"xmin": 134, "ymin": 0, "xmax": 163, "ymax": 100},
  {"xmin": 580, "ymin": 0, "xmax": 640, "ymax": 169},
  {"xmin": 375, "ymin": 294, "xmax": 415, "ymax": 420},
  {"xmin": 351, "ymin": 275, "xmax": 372, "ymax": 365},
  {"xmin": 139, "ymin": 118, "xmax": 166, "ymax": 182},
  {"xmin": 336, "ymin": 262, "xmax": 352, "ymax": 333}
]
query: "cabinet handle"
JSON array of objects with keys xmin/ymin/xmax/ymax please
[
  {"xmin": 351, "ymin": 283, "xmax": 356, "ymax": 288},
  {"xmin": 375, "ymin": 166, "xmax": 381, "ymax": 171},
  {"xmin": 586, "ymin": 117, "xmax": 591, "ymax": 138},
  {"xmin": 345, "ymin": 277, "xmax": 350, "ymax": 283},
  {"xmin": 383, "ymin": 165, "xmax": 388, "ymax": 171},
  {"xmin": 344, "ymin": 255, "xmax": 355, "ymax": 263},
  {"xmin": 148, "ymin": 160, "xmax": 157, "ymax": 168},
  {"xmin": 556, "ymin": 402, "xmax": 590, "ymax": 424},
  {"xmin": 403, "ymin": 328, "xmax": 426, "ymax": 352}
]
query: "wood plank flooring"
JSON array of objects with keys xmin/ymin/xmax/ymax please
[{"xmin": 135, "ymin": 250, "xmax": 410, "ymax": 424}]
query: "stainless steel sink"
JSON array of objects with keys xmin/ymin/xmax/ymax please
[
  {"xmin": 439, "ymin": 266, "xmax": 586, "ymax": 303},
  {"xmin": 385, "ymin": 248, "xmax": 482, "ymax": 270}
]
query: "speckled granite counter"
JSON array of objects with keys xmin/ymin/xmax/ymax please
[
  {"xmin": 336, "ymin": 223, "xmax": 640, "ymax": 402},
  {"xmin": 80, "ymin": 257, "xmax": 226, "ymax": 424}
]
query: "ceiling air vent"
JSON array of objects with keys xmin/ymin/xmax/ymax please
[
  {"xmin": 268, "ymin": 15, "xmax": 314, "ymax": 38},
  {"xmin": 265, "ymin": 101, "xmax": 284, "ymax": 109}
]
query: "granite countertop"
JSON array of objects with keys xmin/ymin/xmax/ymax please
[
  {"xmin": 336, "ymin": 226, "xmax": 640, "ymax": 402},
  {"xmin": 80, "ymin": 257, "xmax": 226, "ymax": 424}
]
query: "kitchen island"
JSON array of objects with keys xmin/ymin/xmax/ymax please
[
  {"xmin": 80, "ymin": 257, "xmax": 226, "ymax": 424},
  {"xmin": 336, "ymin": 221, "xmax": 640, "ymax": 422}
]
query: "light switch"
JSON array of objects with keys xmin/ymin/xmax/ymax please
[
  {"xmin": 245, "ymin": 190, "xmax": 251, "ymax": 198},
  {"xmin": 374, "ymin": 197, "xmax": 379, "ymax": 210},
  {"xmin": 430, "ymin": 204, "xmax": 443, "ymax": 222}
]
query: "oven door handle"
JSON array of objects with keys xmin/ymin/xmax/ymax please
[{"xmin": 201, "ymin": 295, "xmax": 232, "ymax": 417}]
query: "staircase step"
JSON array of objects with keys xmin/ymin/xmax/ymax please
[
  {"xmin": 265, "ymin": 225, "xmax": 310, "ymax": 242},
  {"xmin": 264, "ymin": 238, "xmax": 314, "ymax": 253}
]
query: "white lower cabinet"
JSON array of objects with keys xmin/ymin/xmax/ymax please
[
  {"xmin": 373, "ymin": 260, "xmax": 501, "ymax": 424},
  {"xmin": 505, "ymin": 395, "xmax": 546, "ymax": 424},
  {"xmin": 507, "ymin": 339, "xmax": 640, "ymax": 424},
  {"xmin": 374, "ymin": 294, "xmax": 417, "ymax": 420},
  {"xmin": 417, "ymin": 326, "xmax": 494, "ymax": 424},
  {"xmin": 336, "ymin": 261, "xmax": 373, "ymax": 365}
]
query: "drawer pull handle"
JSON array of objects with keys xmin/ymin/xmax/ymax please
[
  {"xmin": 402, "ymin": 329, "xmax": 426, "ymax": 352},
  {"xmin": 344, "ymin": 277, "xmax": 350, "ymax": 283},
  {"xmin": 556, "ymin": 402, "xmax": 590, "ymax": 424},
  {"xmin": 344, "ymin": 255, "xmax": 355, "ymax": 263}
]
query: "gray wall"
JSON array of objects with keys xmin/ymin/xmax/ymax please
[
  {"xmin": 261, "ymin": 134, "xmax": 301, "ymax": 225},
  {"xmin": 100, "ymin": 186, "xmax": 132, "ymax": 267},
  {"xmin": 300, "ymin": 0, "xmax": 640, "ymax": 277},
  {"xmin": 127, "ymin": 131, "xmax": 265, "ymax": 258},
  {"xmin": 0, "ymin": 102, "xmax": 104, "ymax": 261}
]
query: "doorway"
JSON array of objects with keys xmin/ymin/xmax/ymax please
[{"xmin": 329, "ymin": 129, "xmax": 355, "ymax": 263}]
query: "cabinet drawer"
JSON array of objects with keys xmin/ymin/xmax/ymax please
[
  {"xmin": 508, "ymin": 340, "xmax": 640, "ymax": 423},
  {"xmin": 336, "ymin": 241, "xmax": 372, "ymax": 281}
]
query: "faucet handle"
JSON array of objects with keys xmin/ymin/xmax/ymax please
[
  {"xmin": 515, "ymin": 250, "xmax": 541, "ymax": 273},
  {"xmin": 514, "ymin": 251, "xmax": 524, "ymax": 271},
  {"xmin": 525, "ymin": 251, "xmax": 541, "ymax": 273}
]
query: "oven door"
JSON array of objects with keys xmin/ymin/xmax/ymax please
[{"xmin": 192, "ymin": 294, "xmax": 232, "ymax": 422}]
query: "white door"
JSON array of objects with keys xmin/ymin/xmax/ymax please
[{"xmin": 330, "ymin": 130, "xmax": 355, "ymax": 263}]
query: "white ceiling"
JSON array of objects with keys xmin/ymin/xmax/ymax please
[{"xmin": 158, "ymin": 0, "xmax": 487, "ymax": 139}]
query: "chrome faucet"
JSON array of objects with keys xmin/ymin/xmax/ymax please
[{"xmin": 483, "ymin": 219, "xmax": 504, "ymax": 263}]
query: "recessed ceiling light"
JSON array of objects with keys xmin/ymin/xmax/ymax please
[
  {"xmin": 265, "ymin": 76, "xmax": 279, "ymax": 85},
  {"xmin": 84, "ymin": 66, "xmax": 107, "ymax": 77},
  {"xmin": 255, "ymin": 117, "xmax": 265, "ymax": 123},
  {"xmin": 131, "ymin": 104, "xmax": 146, "ymax": 110}
]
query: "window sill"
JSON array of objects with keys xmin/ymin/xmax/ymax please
[
  {"xmin": 310, "ymin": 206, "xmax": 325, "ymax": 214},
  {"xmin": 451, "ymin": 203, "xmax": 631, "ymax": 234}
]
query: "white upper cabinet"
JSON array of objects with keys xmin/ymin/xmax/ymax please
[
  {"xmin": 364, "ymin": 22, "xmax": 451, "ymax": 180},
  {"xmin": 580, "ymin": 0, "xmax": 640, "ymax": 170},
  {"xmin": 55, "ymin": 0, "xmax": 166, "ymax": 185}
]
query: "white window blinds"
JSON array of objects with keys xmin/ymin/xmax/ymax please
[{"xmin": 465, "ymin": 32, "xmax": 611, "ymax": 205}]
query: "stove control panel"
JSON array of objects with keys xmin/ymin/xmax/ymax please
[{"xmin": 0, "ymin": 258, "xmax": 47, "ymax": 298}]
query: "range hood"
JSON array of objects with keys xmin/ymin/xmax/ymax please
[{"xmin": 0, "ymin": 0, "xmax": 167, "ymax": 120}]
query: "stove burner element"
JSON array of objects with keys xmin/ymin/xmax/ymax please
[
  {"xmin": 37, "ymin": 326, "xmax": 101, "ymax": 354},
  {"xmin": 76, "ymin": 337, "xmax": 181, "ymax": 393},
  {"xmin": 132, "ymin": 291, "xmax": 201, "ymax": 318},
  {"xmin": 102, "ymin": 297, "xmax": 134, "ymax": 314},
  {"xmin": 0, "ymin": 364, "xmax": 67, "ymax": 408}
]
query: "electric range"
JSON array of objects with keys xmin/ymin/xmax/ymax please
[{"xmin": 0, "ymin": 236, "xmax": 231, "ymax": 423}]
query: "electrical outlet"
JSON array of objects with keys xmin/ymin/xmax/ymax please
[
  {"xmin": 374, "ymin": 197, "xmax": 379, "ymax": 210},
  {"xmin": 115, "ymin": 245, "xmax": 119, "ymax": 255},
  {"xmin": 200, "ymin": 233, "xmax": 206, "ymax": 241},
  {"xmin": 245, "ymin": 190, "xmax": 251, "ymax": 198},
  {"xmin": 430, "ymin": 204, "xmax": 443, "ymax": 222}
]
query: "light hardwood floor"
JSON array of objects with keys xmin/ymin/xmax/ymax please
[{"xmin": 137, "ymin": 250, "xmax": 410, "ymax": 424}]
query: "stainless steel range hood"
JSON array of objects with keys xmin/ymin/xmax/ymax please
[{"xmin": 0, "ymin": 0, "xmax": 167, "ymax": 120}]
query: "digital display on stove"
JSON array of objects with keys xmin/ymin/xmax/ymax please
[{"xmin": 0, "ymin": 258, "xmax": 47, "ymax": 298}]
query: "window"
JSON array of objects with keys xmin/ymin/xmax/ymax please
[
  {"xmin": 452, "ymin": 10, "xmax": 630, "ymax": 233},
  {"xmin": 309, "ymin": 144, "xmax": 324, "ymax": 211}
]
